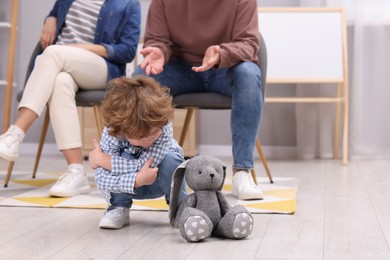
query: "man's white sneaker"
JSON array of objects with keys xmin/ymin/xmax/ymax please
[
  {"xmin": 232, "ymin": 170, "xmax": 264, "ymax": 200},
  {"xmin": 99, "ymin": 207, "xmax": 130, "ymax": 229},
  {"xmin": 0, "ymin": 127, "xmax": 23, "ymax": 161},
  {"xmin": 49, "ymin": 169, "xmax": 91, "ymax": 197}
]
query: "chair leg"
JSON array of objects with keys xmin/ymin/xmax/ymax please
[
  {"xmin": 250, "ymin": 169, "xmax": 258, "ymax": 185},
  {"xmin": 256, "ymin": 138, "xmax": 273, "ymax": 184},
  {"xmin": 4, "ymin": 161, "xmax": 15, "ymax": 188},
  {"xmin": 342, "ymin": 81, "xmax": 349, "ymax": 165},
  {"xmin": 93, "ymin": 105, "xmax": 103, "ymax": 139},
  {"xmin": 333, "ymin": 83, "xmax": 341, "ymax": 159},
  {"xmin": 32, "ymin": 109, "xmax": 50, "ymax": 179},
  {"xmin": 179, "ymin": 107, "xmax": 195, "ymax": 147}
]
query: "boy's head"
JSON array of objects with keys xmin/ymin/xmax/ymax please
[{"xmin": 102, "ymin": 76, "xmax": 173, "ymax": 143}]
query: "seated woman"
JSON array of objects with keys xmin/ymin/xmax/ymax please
[{"xmin": 0, "ymin": 0, "xmax": 141, "ymax": 197}]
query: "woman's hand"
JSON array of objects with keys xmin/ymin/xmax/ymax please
[{"xmin": 40, "ymin": 17, "xmax": 57, "ymax": 49}]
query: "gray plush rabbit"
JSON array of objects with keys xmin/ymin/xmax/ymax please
[{"xmin": 169, "ymin": 155, "xmax": 253, "ymax": 242}]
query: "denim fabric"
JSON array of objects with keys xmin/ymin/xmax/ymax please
[
  {"xmin": 109, "ymin": 150, "xmax": 187, "ymax": 209},
  {"xmin": 133, "ymin": 61, "xmax": 263, "ymax": 169},
  {"xmin": 46, "ymin": 0, "xmax": 141, "ymax": 80}
]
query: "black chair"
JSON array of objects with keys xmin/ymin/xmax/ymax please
[
  {"xmin": 173, "ymin": 33, "xmax": 273, "ymax": 184},
  {"xmin": 4, "ymin": 43, "xmax": 106, "ymax": 187}
]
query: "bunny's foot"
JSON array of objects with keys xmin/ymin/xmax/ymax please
[
  {"xmin": 232, "ymin": 211, "xmax": 253, "ymax": 239},
  {"xmin": 214, "ymin": 204, "xmax": 253, "ymax": 239},
  {"xmin": 179, "ymin": 207, "xmax": 213, "ymax": 242}
]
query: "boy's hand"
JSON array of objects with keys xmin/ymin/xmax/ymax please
[
  {"xmin": 89, "ymin": 139, "xmax": 111, "ymax": 171},
  {"xmin": 135, "ymin": 158, "xmax": 158, "ymax": 188}
]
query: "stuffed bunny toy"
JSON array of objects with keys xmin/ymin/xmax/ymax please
[{"xmin": 169, "ymin": 155, "xmax": 254, "ymax": 242}]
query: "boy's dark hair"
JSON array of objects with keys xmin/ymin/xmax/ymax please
[{"xmin": 102, "ymin": 76, "xmax": 173, "ymax": 138}]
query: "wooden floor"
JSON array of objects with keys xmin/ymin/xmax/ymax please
[{"xmin": 1, "ymin": 155, "xmax": 390, "ymax": 260}]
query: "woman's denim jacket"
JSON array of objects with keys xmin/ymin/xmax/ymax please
[{"xmin": 46, "ymin": 0, "xmax": 141, "ymax": 80}]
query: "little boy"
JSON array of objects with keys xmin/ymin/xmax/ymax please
[{"xmin": 89, "ymin": 76, "xmax": 187, "ymax": 229}]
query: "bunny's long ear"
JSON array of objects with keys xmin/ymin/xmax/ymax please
[
  {"xmin": 169, "ymin": 159, "xmax": 189, "ymax": 226},
  {"xmin": 218, "ymin": 161, "xmax": 227, "ymax": 191}
]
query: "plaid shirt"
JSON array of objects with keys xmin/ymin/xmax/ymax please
[{"xmin": 95, "ymin": 122, "xmax": 183, "ymax": 199}]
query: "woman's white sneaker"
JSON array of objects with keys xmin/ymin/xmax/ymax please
[
  {"xmin": 0, "ymin": 125, "xmax": 24, "ymax": 161},
  {"xmin": 49, "ymin": 168, "xmax": 91, "ymax": 197},
  {"xmin": 232, "ymin": 170, "xmax": 264, "ymax": 200}
]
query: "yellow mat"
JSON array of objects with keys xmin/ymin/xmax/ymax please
[{"xmin": 0, "ymin": 171, "xmax": 298, "ymax": 214}]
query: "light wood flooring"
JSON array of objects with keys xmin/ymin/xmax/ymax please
[{"xmin": 1, "ymin": 155, "xmax": 390, "ymax": 260}]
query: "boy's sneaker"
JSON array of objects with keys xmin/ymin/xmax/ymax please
[
  {"xmin": 232, "ymin": 170, "xmax": 264, "ymax": 200},
  {"xmin": 0, "ymin": 125, "xmax": 24, "ymax": 161},
  {"xmin": 49, "ymin": 168, "xmax": 91, "ymax": 197},
  {"xmin": 99, "ymin": 207, "xmax": 130, "ymax": 229}
]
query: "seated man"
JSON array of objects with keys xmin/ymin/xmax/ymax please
[{"xmin": 133, "ymin": 0, "xmax": 264, "ymax": 200}]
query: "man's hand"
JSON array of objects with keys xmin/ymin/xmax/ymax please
[
  {"xmin": 192, "ymin": 45, "xmax": 221, "ymax": 72},
  {"xmin": 89, "ymin": 139, "xmax": 111, "ymax": 171},
  {"xmin": 134, "ymin": 158, "xmax": 158, "ymax": 188},
  {"xmin": 40, "ymin": 17, "xmax": 57, "ymax": 49},
  {"xmin": 140, "ymin": 47, "xmax": 165, "ymax": 75}
]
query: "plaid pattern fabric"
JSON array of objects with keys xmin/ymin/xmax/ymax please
[{"xmin": 95, "ymin": 122, "xmax": 183, "ymax": 200}]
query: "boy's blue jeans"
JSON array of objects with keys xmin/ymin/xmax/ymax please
[
  {"xmin": 108, "ymin": 150, "xmax": 187, "ymax": 210},
  {"xmin": 133, "ymin": 60, "xmax": 263, "ymax": 170}
]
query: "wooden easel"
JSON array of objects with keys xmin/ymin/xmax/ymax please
[{"xmin": 259, "ymin": 8, "xmax": 349, "ymax": 164}]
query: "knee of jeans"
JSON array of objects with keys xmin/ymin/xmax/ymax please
[
  {"xmin": 158, "ymin": 152, "xmax": 184, "ymax": 188},
  {"xmin": 229, "ymin": 62, "xmax": 261, "ymax": 83},
  {"xmin": 230, "ymin": 62, "xmax": 262, "ymax": 98},
  {"xmin": 159, "ymin": 152, "xmax": 184, "ymax": 172}
]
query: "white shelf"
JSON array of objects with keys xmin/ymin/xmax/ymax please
[
  {"xmin": 0, "ymin": 80, "xmax": 16, "ymax": 87},
  {"xmin": 0, "ymin": 21, "xmax": 11, "ymax": 28}
]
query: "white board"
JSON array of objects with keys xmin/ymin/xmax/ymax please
[{"xmin": 258, "ymin": 9, "xmax": 345, "ymax": 82}]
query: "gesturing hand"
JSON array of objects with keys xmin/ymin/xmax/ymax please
[
  {"xmin": 140, "ymin": 47, "xmax": 165, "ymax": 75},
  {"xmin": 135, "ymin": 158, "xmax": 158, "ymax": 188},
  {"xmin": 192, "ymin": 45, "xmax": 221, "ymax": 72}
]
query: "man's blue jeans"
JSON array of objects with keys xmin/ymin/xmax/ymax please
[
  {"xmin": 133, "ymin": 60, "xmax": 263, "ymax": 170},
  {"xmin": 109, "ymin": 150, "xmax": 187, "ymax": 209}
]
